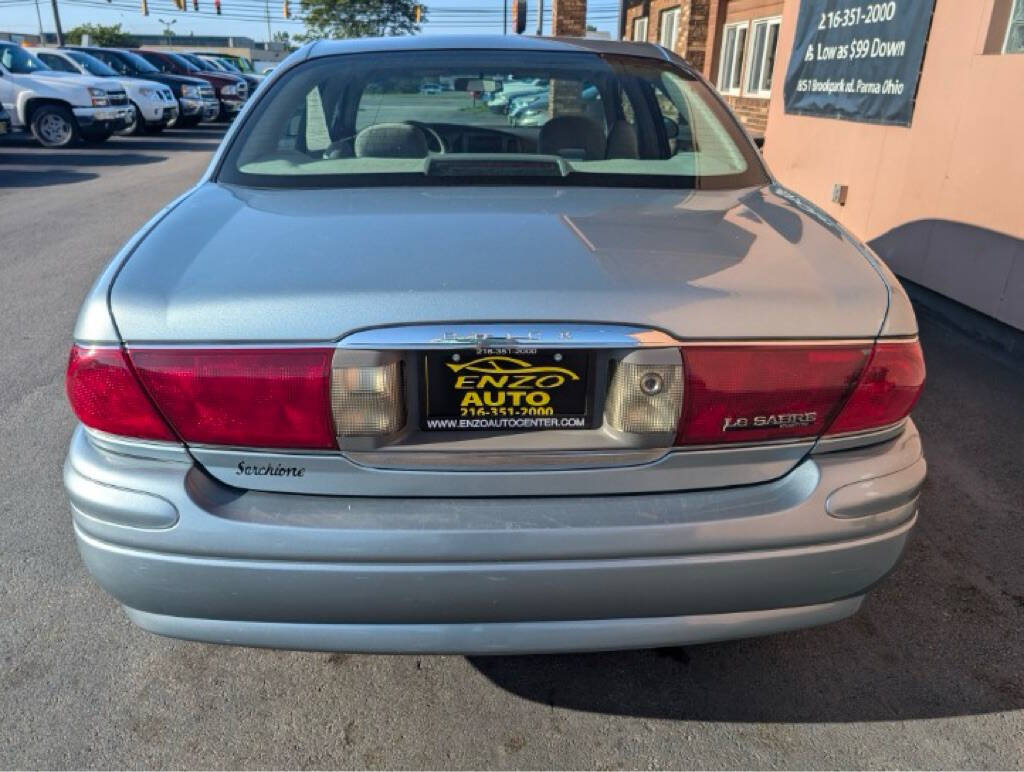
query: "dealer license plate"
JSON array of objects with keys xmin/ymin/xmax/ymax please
[{"xmin": 422, "ymin": 349, "xmax": 590, "ymax": 431}]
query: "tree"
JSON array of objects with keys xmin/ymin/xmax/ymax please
[
  {"xmin": 297, "ymin": 0, "xmax": 423, "ymax": 40},
  {"xmin": 65, "ymin": 23, "xmax": 136, "ymax": 47}
]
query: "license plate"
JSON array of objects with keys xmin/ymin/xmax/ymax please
[{"xmin": 422, "ymin": 349, "xmax": 590, "ymax": 431}]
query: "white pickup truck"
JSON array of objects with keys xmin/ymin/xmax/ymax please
[
  {"xmin": 33, "ymin": 48, "xmax": 178, "ymax": 136},
  {"xmin": 0, "ymin": 42, "xmax": 132, "ymax": 147}
]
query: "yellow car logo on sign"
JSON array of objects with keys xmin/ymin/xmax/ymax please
[
  {"xmin": 446, "ymin": 355, "xmax": 580, "ymax": 410},
  {"xmin": 447, "ymin": 355, "xmax": 579, "ymax": 382}
]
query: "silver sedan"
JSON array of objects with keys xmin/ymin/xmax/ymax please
[{"xmin": 64, "ymin": 35, "xmax": 926, "ymax": 654}]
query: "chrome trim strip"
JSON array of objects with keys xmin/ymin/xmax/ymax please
[
  {"xmin": 83, "ymin": 427, "xmax": 190, "ymax": 463},
  {"xmin": 122, "ymin": 341, "xmax": 334, "ymax": 349},
  {"xmin": 338, "ymin": 324, "xmax": 678, "ymax": 350},
  {"xmin": 186, "ymin": 442, "xmax": 340, "ymax": 456},
  {"xmin": 812, "ymin": 421, "xmax": 907, "ymax": 454},
  {"xmin": 105, "ymin": 335, "xmax": 905, "ymax": 350},
  {"xmin": 342, "ymin": 448, "xmax": 669, "ymax": 471}
]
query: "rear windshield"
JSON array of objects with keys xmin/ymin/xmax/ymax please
[{"xmin": 219, "ymin": 49, "xmax": 767, "ymax": 190}]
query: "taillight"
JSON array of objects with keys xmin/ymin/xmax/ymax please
[
  {"xmin": 825, "ymin": 339, "xmax": 925, "ymax": 435},
  {"xmin": 676, "ymin": 344, "xmax": 871, "ymax": 445},
  {"xmin": 128, "ymin": 348, "xmax": 336, "ymax": 449},
  {"xmin": 66, "ymin": 345, "xmax": 176, "ymax": 441}
]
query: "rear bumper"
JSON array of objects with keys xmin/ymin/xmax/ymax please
[
  {"xmin": 66, "ymin": 423, "xmax": 925, "ymax": 653},
  {"xmin": 124, "ymin": 597, "xmax": 866, "ymax": 655}
]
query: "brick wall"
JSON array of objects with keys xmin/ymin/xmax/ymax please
[
  {"xmin": 622, "ymin": 0, "xmax": 780, "ymax": 136},
  {"xmin": 552, "ymin": 0, "xmax": 587, "ymax": 36},
  {"xmin": 623, "ymin": 2, "xmax": 647, "ymax": 41},
  {"xmin": 622, "ymin": 1, "xmax": 709, "ymax": 74},
  {"xmin": 723, "ymin": 94, "xmax": 768, "ymax": 135}
]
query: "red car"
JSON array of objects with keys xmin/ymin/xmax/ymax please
[{"xmin": 132, "ymin": 49, "xmax": 247, "ymax": 121}]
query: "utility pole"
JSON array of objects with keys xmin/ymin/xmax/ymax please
[
  {"xmin": 49, "ymin": 0, "xmax": 64, "ymax": 45},
  {"xmin": 536, "ymin": 0, "xmax": 543, "ymax": 35},
  {"xmin": 265, "ymin": 0, "xmax": 272, "ymax": 45},
  {"xmin": 33, "ymin": 0, "xmax": 44, "ymax": 37},
  {"xmin": 503, "ymin": 0, "xmax": 507, "ymax": 34}
]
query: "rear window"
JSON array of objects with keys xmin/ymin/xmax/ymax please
[{"xmin": 219, "ymin": 49, "xmax": 767, "ymax": 190}]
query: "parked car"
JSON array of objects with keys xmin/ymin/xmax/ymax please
[
  {"xmin": 509, "ymin": 84, "xmax": 603, "ymax": 128},
  {"xmin": 132, "ymin": 49, "xmax": 247, "ymax": 121},
  {"xmin": 192, "ymin": 51, "xmax": 265, "ymax": 82},
  {"xmin": 69, "ymin": 46, "xmax": 218, "ymax": 127},
  {"xmin": 182, "ymin": 53, "xmax": 261, "ymax": 99},
  {"xmin": 65, "ymin": 36, "xmax": 926, "ymax": 655},
  {"xmin": 419, "ymin": 82, "xmax": 443, "ymax": 95},
  {"xmin": 0, "ymin": 102, "xmax": 11, "ymax": 135},
  {"xmin": 33, "ymin": 48, "xmax": 177, "ymax": 135},
  {"xmin": 486, "ymin": 77, "xmax": 548, "ymax": 112},
  {"xmin": 0, "ymin": 42, "xmax": 130, "ymax": 146}
]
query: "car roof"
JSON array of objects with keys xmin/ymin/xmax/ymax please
[{"xmin": 305, "ymin": 35, "xmax": 680, "ymax": 65}]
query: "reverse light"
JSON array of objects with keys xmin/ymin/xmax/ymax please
[
  {"xmin": 331, "ymin": 353, "xmax": 405, "ymax": 437},
  {"xmin": 66, "ymin": 345, "xmax": 176, "ymax": 441},
  {"xmin": 128, "ymin": 348, "xmax": 337, "ymax": 449},
  {"xmin": 825, "ymin": 339, "xmax": 925, "ymax": 435},
  {"xmin": 605, "ymin": 349, "xmax": 683, "ymax": 434}
]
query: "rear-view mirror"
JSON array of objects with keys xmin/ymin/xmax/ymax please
[{"xmin": 454, "ymin": 78, "xmax": 502, "ymax": 93}]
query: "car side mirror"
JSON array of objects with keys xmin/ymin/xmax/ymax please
[{"xmin": 662, "ymin": 116, "xmax": 679, "ymax": 139}]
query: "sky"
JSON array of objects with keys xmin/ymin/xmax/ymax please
[{"xmin": 0, "ymin": 0, "xmax": 621, "ymax": 45}]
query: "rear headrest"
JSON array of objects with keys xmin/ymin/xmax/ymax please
[
  {"xmin": 538, "ymin": 115, "xmax": 606, "ymax": 161},
  {"xmin": 354, "ymin": 123, "xmax": 430, "ymax": 158}
]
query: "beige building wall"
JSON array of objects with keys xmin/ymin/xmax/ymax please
[{"xmin": 764, "ymin": 0, "xmax": 1024, "ymax": 330}]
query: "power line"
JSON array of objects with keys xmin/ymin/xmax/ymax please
[{"xmin": 20, "ymin": 0, "xmax": 616, "ymax": 33}]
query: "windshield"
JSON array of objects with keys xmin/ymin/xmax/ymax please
[
  {"xmin": 220, "ymin": 50, "xmax": 766, "ymax": 190},
  {"xmin": 168, "ymin": 52, "xmax": 199, "ymax": 72},
  {"xmin": 0, "ymin": 44, "xmax": 50, "ymax": 74},
  {"xmin": 121, "ymin": 50, "xmax": 160, "ymax": 74},
  {"xmin": 181, "ymin": 53, "xmax": 209, "ymax": 69},
  {"xmin": 68, "ymin": 51, "xmax": 118, "ymax": 78}
]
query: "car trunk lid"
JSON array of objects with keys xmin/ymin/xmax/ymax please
[{"xmin": 107, "ymin": 182, "xmax": 895, "ymax": 495}]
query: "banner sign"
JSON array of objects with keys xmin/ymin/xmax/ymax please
[{"xmin": 783, "ymin": 0, "xmax": 936, "ymax": 126}]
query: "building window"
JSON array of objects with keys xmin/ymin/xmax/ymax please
[
  {"xmin": 745, "ymin": 17, "xmax": 782, "ymax": 97},
  {"xmin": 659, "ymin": 7, "xmax": 680, "ymax": 50},
  {"xmin": 717, "ymin": 21, "xmax": 748, "ymax": 95},
  {"xmin": 632, "ymin": 16, "xmax": 648, "ymax": 42},
  {"xmin": 1005, "ymin": 0, "xmax": 1024, "ymax": 52}
]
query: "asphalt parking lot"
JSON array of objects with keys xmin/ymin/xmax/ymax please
[{"xmin": 1, "ymin": 128, "xmax": 1022, "ymax": 769}]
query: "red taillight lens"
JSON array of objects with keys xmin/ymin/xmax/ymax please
[
  {"xmin": 677, "ymin": 345, "xmax": 870, "ymax": 445},
  {"xmin": 66, "ymin": 345, "xmax": 177, "ymax": 441},
  {"xmin": 825, "ymin": 340, "xmax": 925, "ymax": 435},
  {"xmin": 128, "ymin": 348, "xmax": 336, "ymax": 450}
]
